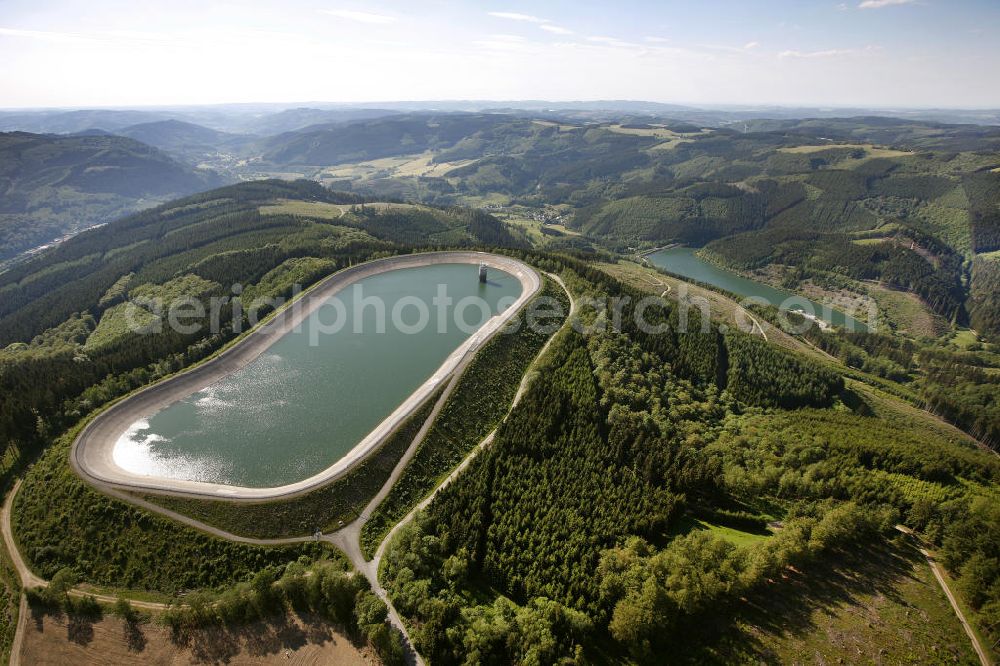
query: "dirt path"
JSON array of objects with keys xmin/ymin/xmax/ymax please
[
  {"xmin": 923, "ymin": 552, "xmax": 992, "ymax": 666},
  {"xmin": 2, "ymin": 482, "xmax": 45, "ymax": 591},
  {"xmin": 617, "ymin": 261, "xmax": 769, "ymax": 342},
  {"xmin": 895, "ymin": 526, "xmax": 992, "ymax": 666},
  {"xmin": 2, "ymin": 481, "xmax": 176, "ymax": 666},
  {"xmin": 0, "ymin": 479, "xmax": 168, "ymax": 608}
]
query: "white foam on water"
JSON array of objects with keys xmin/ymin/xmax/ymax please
[
  {"xmin": 112, "ymin": 418, "xmax": 233, "ymax": 483},
  {"xmin": 194, "ymin": 385, "xmax": 231, "ymax": 411}
]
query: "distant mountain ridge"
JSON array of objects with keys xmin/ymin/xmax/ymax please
[
  {"xmin": 258, "ymin": 113, "xmax": 514, "ymax": 165},
  {"xmin": 2, "ymin": 102, "xmax": 997, "ymax": 138},
  {"xmin": 119, "ymin": 119, "xmax": 234, "ymax": 149}
]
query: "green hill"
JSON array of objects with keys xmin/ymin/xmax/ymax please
[
  {"xmin": 1, "ymin": 174, "xmax": 998, "ymax": 663},
  {"xmin": 259, "ymin": 113, "xmax": 517, "ymax": 165},
  {"xmin": 0, "ymin": 131, "xmax": 226, "ymax": 261},
  {"xmin": 247, "ymin": 114, "xmax": 1000, "ymax": 342},
  {"xmin": 119, "ymin": 119, "xmax": 237, "ymax": 154}
]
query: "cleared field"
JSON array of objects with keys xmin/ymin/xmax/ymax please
[
  {"xmin": 604, "ymin": 125, "xmax": 701, "ymax": 151},
  {"xmin": 672, "ymin": 516, "xmax": 772, "ymax": 549},
  {"xmin": 869, "ymin": 284, "xmax": 948, "ymax": 338},
  {"xmin": 393, "ymin": 152, "xmax": 476, "ymax": 177},
  {"xmin": 259, "ymin": 200, "xmax": 345, "ymax": 219},
  {"xmin": 500, "ymin": 210, "xmax": 580, "ymax": 244},
  {"xmin": 315, "ymin": 152, "xmax": 475, "ymax": 182},
  {"xmin": 648, "ymin": 137, "xmax": 694, "ymax": 151},
  {"xmin": 19, "ymin": 610, "xmax": 371, "ymax": 665},
  {"xmin": 735, "ymin": 541, "xmax": 980, "ymax": 664},
  {"xmin": 530, "ymin": 120, "xmax": 577, "ymax": 131},
  {"xmin": 950, "ymin": 328, "xmax": 982, "ymax": 349},
  {"xmin": 262, "ymin": 200, "xmax": 424, "ymax": 217},
  {"xmin": 607, "ymin": 124, "xmax": 683, "ymax": 139},
  {"xmin": 777, "ymin": 143, "xmax": 912, "ymax": 158}
]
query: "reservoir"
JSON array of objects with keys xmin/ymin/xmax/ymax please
[
  {"xmin": 645, "ymin": 246, "xmax": 866, "ymax": 331},
  {"xmin": 112, "ymin": 263, "xmax": 523, "ymax": 488}
]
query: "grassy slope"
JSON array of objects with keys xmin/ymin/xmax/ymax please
[
  {"xmin": 672, "ymin": 516, "xmax": 772, "ymax": 550},
  {"xmin": 677, "ymin": 538, "xmax": 979, "ymax": 664}
]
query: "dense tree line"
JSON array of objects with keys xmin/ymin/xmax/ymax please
[
  {"xmin": 921, "ymin": 358, "xmax": 1000, "ymax": 448},
  {"xmin": 13, "ymin": 429, "xmax": 327, "ymax": 594},
  {"xmin": 159, "ymin": 559, "xmax": 406, "ymax": 665},
  {"xmin": 710, "ymin": 231, "xmax": 967, "ymax": 323},
  {"xmin": 965, "ymin": 172, "xmax": 1000, "ymax": 253},
  {"xmin": 798, "ymin": 322, "xmax": 1000, "ymax": 448},
  {"xmin": 725, "ymin": 333, "xmax": 843, "ymax": 408},
  {"xmin": 28, "ymin": 559, "xmax": 406, "ymax": 666}
]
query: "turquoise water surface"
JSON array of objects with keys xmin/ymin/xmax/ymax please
[
  {"xmin": 646, "ymin": 247, "xmax": 866, "ymax": 330},
  {"xmin": 113, "ymin": 263, "xmax": 522, "ymax": 487}
]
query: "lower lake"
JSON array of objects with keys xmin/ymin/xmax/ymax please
[{"xmin": 645, "ymin": 247, "xmax": 866, "ymax": 331}]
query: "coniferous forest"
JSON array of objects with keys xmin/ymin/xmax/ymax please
[
  {"xmin": 0, "ymin": 108, "xmax": 999, "ymax": 665},
  {"xmin": 379, "ymin": 259, "xmax": 1000, "ymax": 662}
]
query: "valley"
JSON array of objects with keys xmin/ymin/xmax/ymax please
[
  {"xmin": 3, "ymin": 0, "xmax": 1000, "ymax": 659},
  {"xmin": 0, "ymin": 105, "xmax": 998, "ymax": 666}
]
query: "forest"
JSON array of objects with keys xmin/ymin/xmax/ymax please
[
  {"xmin": 376, "ymin": 258, "xmax": 1000, "ymax": 662},
  {"xmin": 0, "ymin": 131, "xmax": 224, "ymax": 260},
  {"xmin": 791, "ymin": 312, "xmax": 1000, "ymax": 448},
  {"xmin": 0, "ymin": 146, "xmax": 997, "ymax": 664}
]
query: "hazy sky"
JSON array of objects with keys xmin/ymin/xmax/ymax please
[{"xmin": 1, "ymin": 0, "xmax": 999, "ymax": 109}]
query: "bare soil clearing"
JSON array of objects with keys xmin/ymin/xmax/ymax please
[{"xmin": 20, "ymin": 611, "xmax": 373, "ymax": 666}]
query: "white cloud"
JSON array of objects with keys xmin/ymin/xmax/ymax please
[
  {"xmin": 644, "ymin": 36, "xmax": 670, "ymax": 43},
  {"xmin": 488, "ymin": 11, "xmax": 576, "ymax": 36},
  {"xmin": 581, "ymin": 35, "xmax": 646, "ymax": 51},
  {"xmin": 0, "ymin": 26, "xmax": 175, "ymax": 46},
  {"xmin": 485, "ymin": 34, "xmax": 526, "ymax": 42},
  {"xmin": 540, "ymin": 24, "xmax": 573, "ymax": 35},
  {"xmin": 0, "ymin": 27, "xmax": 85, "ymax": 42},
  {"xmin": 473, "ymin": 33, "xmax": 534, "ymax": 52},
  {"xmin": 487, "ymin": 12, "xmax": 547, "ymax": 23},
  {"xmin": 744, "ymin": 41, "xmax": 760, "ymax": 50},
  {"xmin": 858, "ymin": 0, "xmax": 915, "ymax": 8},
  {"xmin": 778, "ymin": 48, "xmax": 856, "ymax": 58},
  {"xmin": 322, "ymin": 9, "xmax": 396, "ymax": 24}
]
